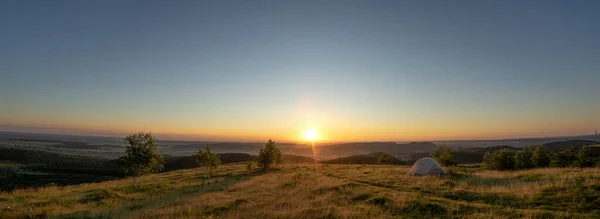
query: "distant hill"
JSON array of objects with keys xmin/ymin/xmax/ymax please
[
  {"xmin": 166, "ymin": 141, "xmax": 437, "ymax": 159},
  {"xmin": 540, "ymin": 140, "xmax": 597, "ymax": 151},
  {"xmin": 322, "ymin": 152, "xmax": 405, "ymax": 165},
  {"xmin": 0, "ymin": 148, "xmax": 122, "ymax": 191},
  {"xmin": 0, "ymin": 147, "xmax": 119, "ymax": 170}
]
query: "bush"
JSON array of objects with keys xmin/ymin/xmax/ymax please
[
  {"xmin": 483, "ymin": 149, "xmax": 514, "ymax": 170},
  {"xmin": 197, "ymin": 144, "xmax": 221, "ymax": 183},
  {"xmin": 257, "ymin": 139, "xmax": 282, "ymax": 171},
  {"xmin": 377, "ymin": 153, "xmax": 393, "ymax": 164},
  {"xmin": 431, "ymin": 144, "xmax": 456, "ymax": 166},
  {"xmin": 514, "ymin": 146, "xmax": 533, "ymax": 169},
  {"xmin": 246, "ymin": 161, "xmax": 253, "ymax": 171},
  {"xmin": 531, "ymin": 146, "xmax": 549, "ymax": 168},
  {"xmin": 118, "ymin": 132, "xmax": 164, "ymax": 185},
  {"xmin": 573, "ymin": 146, "xmax": 594, "ymax": 168},
  {"xmin": 549, "ymin": 149, "xmax": 576, "ymax": 167}
]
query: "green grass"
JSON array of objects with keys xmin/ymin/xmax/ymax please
[{"xmin": 0, "ymin": 163, "xmax": 598, "ymax": 218}]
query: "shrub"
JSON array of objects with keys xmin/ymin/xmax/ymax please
[
  {"xmin": 246, "ymin": 161, "xmax": 253, "ymax": 171},
  {"xmin": 573, "ymin": 146, "xmax": 594, "ymax": 168},
  {"xmin": 377, "ymin": 153, "xmax": 393, "ymax": 164},
  {"xmin": 549, "ymin": 149, "xmax": 576, "ymax": 167},
  {"xmin": 483, "ymin": 149, "xmax": 514, "ymax": 170},
  {"xmin": 118, "ymin": 132, "xmax": 164, "ymax": 185},
  {"xmin": 531, "ymin": 146, "xmax": 549, "ymax": 168},
  {"xmin": 197, "ymin": 144, "xmax": 221, "ymax": 183},
  {"xmin": 514, "ymin": 146, "xmax": 533, "ymax": 169},
  {"xmin": 431, "ymin": 144, "xmax": 456, "ymax": 166},
  {"xmin": 257, "ymin": 139, "xmax": 282, "ymax": 171}
]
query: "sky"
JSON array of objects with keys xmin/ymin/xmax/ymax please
[{"xmin": 1, "ymin": 0, "xmax": 599, "ymax": 142}]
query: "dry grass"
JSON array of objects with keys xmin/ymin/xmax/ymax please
[{"xmin": 0, "ymin": 163, "xmax": 598, "ymax": 218}]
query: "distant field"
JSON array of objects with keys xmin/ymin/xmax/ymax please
[{"xmin": 1, "ymin": 164, "xmax": 598, "ymax": 218}]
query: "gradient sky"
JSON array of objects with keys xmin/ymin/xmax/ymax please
[{"xmin": 1, "ymin": 1, "xmax": 599, "ymax": 142}]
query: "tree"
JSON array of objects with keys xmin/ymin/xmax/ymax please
[
  {"xmin": 246, "ymin": 160, "xmax": 254, "ymax": 171},
  {"xmin": 377, "ymin": 153, "xmax": 393, "ymax": 164},
  {"xmin": 514, "ymin": 146, "xmax": 533, "ymax": 169},
  {"xmin": 118, "ymin": 132, "xmax": 164, "ymax": 186},
  {"xmin": 257, "ymin": 139, "xmax": 282, "ymax": 171},
  {"xmin": 197, "ymin": 144, "xmax": 221, "ymax": 184},
  {"xmin": 431, "ymin": 144, "xmax": 456, "ymax": 166},
  {"xmin": 482, "ymin": 149, "xmax": 514, "ymax": 170},
  {"xmin": 573, "ymin": 146, "xmax": 593, "ymax": 168},
  {"xmin": 549, "ymin": 149, "xmax": 576, "ymax": 167},
  {"xmin": 531, "ymin": 146, "xmax": 549, "ymax": 168}
]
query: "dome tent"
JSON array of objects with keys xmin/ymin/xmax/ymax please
[{"xmin": 407, "ymin": 157, "xmax": 447, "ymax": 175}]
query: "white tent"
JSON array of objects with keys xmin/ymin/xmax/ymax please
[{"xmin": 407, "ymin": 157, "xmax": 447, "ymax": 175}]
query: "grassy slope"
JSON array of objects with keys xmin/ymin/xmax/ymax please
[{"xmin": 1, "ymin": 164, "xmax": 599, "ymax": 218}]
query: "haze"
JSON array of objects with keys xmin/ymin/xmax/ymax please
[{"xmin": 1, "ymin": 1, "xmax": 599, "ymax": 142}]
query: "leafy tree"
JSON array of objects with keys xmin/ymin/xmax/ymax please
[
  {"xmin": 483, "ymin": 149, "xmax": 514, "ymax": 170},
  {"xmin": 431, "ymin": 144, "xmax": 456, "ymax": 166},
  {"xmin": 573, "ymin": 146, "xmax": 593, "ymax": 168},
  {"xmin": 118, "ymin": 132, "xmax": 164, "ymax": 186},
  {"xmin": 514, "ymin": 146, "xmax": 533, "ymax": 169},
  {"xmin": 197, "ymin": 144, "xmax": 221, "ymax": 184},
  {"xmin": 531, "ymin": 146, "xmax": 549, "ymax": 168},
  {"xmin": 549, "ymin": 149, "xmax": 576, "ymax": 167},
  {"xmin": 377, "ymin": 153, "xmax": 393, "ymax": 164},
  {"xmin": 257, "ymin": 139, "xmax": 282, "ymax": 171}
]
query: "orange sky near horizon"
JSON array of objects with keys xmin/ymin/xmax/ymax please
[{"xmin": 1, "ymin": 110, "xmax": 596, "ymax": 142}]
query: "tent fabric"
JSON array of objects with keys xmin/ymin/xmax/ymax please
[{"xmin": 407, "ymin": 157, "xmax": 447, "ymax": 175}]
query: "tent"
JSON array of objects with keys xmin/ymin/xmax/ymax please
[{"xmin": 407, "ymin": 157, "xmax": 447, "ymax": 175}]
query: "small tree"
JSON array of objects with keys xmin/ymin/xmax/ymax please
[
  {"xmin": 377, "ymin": 153, "xmax": 393, "ymax": 164},
  {"xmin": 550, "ymin": 149, "xmax": 576, "ymax": 167},
  {"xmin": 197, "ymin": 144, "xmax": 221, "ymax": 184},
  {"xmin": 246, "ymin": 160, "xmax": 254, "ymax": 171},
  {"xmin": 514, "ymin": 146, "xmax": 533, "ymax": 169},
  {"xmin": 531, "ymin": 146, "xmax": 549, "ymax": 168},
  {"xmin": 431, "ymin": 144, "xmax": 456, "ymax": 166},
  {"xmin": 483, "ymin": 149, "xmax": 514, "ymax": 170},
  {"xmin": 573, "ymin": 146, "xmax": 593, "ymax": 168},
  {"xmin": 257, "ymin": 139, "xmax": 282, "ymax": 171},
  {"xmin": 118, "ymin": 132, "xmax": 164, "ymax": 186}
]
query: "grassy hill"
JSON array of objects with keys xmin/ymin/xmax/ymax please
[
  {"xmin": 0, "ymin": 148, "xmax": 316, "ymax": 191},
  {"xmin": 0, "ymin": 163, "xmax": 598, "ymax": 218}
]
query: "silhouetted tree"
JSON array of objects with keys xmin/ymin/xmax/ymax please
[
  {"xmin": 431, "ymin": 144, "xmax": 456, "ymax": 166},
  {"xmin": 197, "ymin": 144, "xmax": 221, "ymax": 184},
  {"xmin": 483, "ymin": 149, "xmax": 514, "ymax": 170},
  {"xmin": 257, "ymin": 139, "xmax": 282, "ymax": 171},
  {"xmin": 377, "ymin": 153, "xmax": 393, "ymax": 164},
  {"xmin": 531, "ymin": 146, "xmax": 549, "ymax": 168},
  {"xmin": 118, "ymin": 132, "xmax": 164, "ymax": 186}
]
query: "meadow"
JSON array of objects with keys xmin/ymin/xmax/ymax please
[{"xmin": 0, "ymin": 163, "xmax": 598, "ymax": 218}]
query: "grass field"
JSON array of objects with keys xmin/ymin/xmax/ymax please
[{"xmin": 0, "ymin": 163, "xmax": 598, "ymax": 218}]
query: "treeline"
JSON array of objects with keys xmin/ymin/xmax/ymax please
[{"xmin": 483, "ymin": 145, "xmax": 598, "ymax": 170}]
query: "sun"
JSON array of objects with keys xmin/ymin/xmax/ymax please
[{"xmin": 305, "ymin": 129, "xmax": 317, "ymax": 141}]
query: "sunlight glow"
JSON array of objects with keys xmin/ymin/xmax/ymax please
[{"xmin": 305, "ymin": 129, "xmax": 317, "ymax": 141}]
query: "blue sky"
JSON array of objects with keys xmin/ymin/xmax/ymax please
[{"xmin": 1, "ymin": 1, "xmax": 599, "ymax": 141}]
